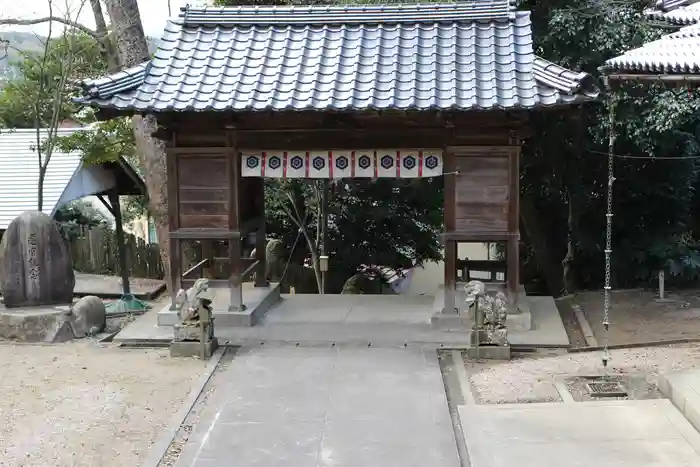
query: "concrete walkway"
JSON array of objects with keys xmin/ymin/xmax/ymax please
[
  {"xmin": 174, "ymin": 345, "xmax": 461, "ymax": 467},
  {"xmin": 460, "ymin": 399, "xmax": 700, "ymax": 467}
]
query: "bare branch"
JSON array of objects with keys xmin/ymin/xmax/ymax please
[{"xmin": 0, "ymin": 16, "xmax": 99, "ymax": 40}]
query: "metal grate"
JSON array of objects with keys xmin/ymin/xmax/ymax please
[{"xmin": 586, "ymin": 381, "xmax": 627, "ymax": 397}]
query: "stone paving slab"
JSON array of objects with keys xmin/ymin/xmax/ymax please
[
  {"xmin": 460, "ymin": 399, "xmax": 700, "ymax": 467},
  {"xmin": 73, "ymin": 272, "xmax": 165, "ymax": 299},
  {"xmin": 660, "ymin": 369, "xmax": 700, "ymax": 435},
  {"xmin": 115, "ymin": 294, "xmax": 568, "ymax": 349},
  {"xmin": 173, "ymin": 345, "xmax": 461, "ymax": 467}
]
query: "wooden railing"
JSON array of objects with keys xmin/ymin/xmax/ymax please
[
  {"xmin": 181, "ymin": 257, "xmax": 259, "ymax": 286},
  {"xmin": 456, "ymin": 259, "xmax": 506, "ymax": 283}
]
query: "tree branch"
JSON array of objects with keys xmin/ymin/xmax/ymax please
[{"xmin": 0, "ymin": 16, "xmax": 99, "ymax": 40}]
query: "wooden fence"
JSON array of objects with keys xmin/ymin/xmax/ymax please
[{"xmin": 69, "ymin": 226, "xmax": 164, "ymax": 279}]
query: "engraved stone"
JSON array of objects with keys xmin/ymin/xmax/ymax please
[{"xmin": 0, "ymin": 211, "xmax": 75, "ymax": 308}]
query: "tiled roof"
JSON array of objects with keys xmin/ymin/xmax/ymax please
[
  {"xmin": 77, "ymin": 3, "xmax": 598, "ymax": 112},
  {"xmin": 602, "ymin": 22, "xmax": 700, "ymax": 74},
  {"xmin": 645, "ymin": 0, "xmax": 700, "ymax": 25}
]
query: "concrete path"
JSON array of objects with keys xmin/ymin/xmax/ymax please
[
  {"xmin": 174, "ymin": 345, "xmax": 461, "ymax": 467},
  {"xmin": 460, "ymin": 399, "xmax": 700, "ymax": 467}
]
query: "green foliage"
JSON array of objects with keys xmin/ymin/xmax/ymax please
[
  {"xmin": 0, "ymin": 33, "xmax": 105, "ymax": 128},
  {"xmin": 265, "ymin": 178, "xmax": 443, "ymax": 293},
  {"xmin": 54, "ymin": 117, "xmax": 136, "ymax": 164},
  {"xmin": 54, "ymin": 199, "xmax": 110, "ymax": 241},
  {"xmin": 518, "ymin": 0, "xmax": 700, "ymax": 290}
]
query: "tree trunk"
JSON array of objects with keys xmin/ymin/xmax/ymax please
[
  {"xmin": 89, "ymin": 0, "xmax": 119, "ymax": 72},
  {"xmin": 520, "ymin": 194, "xmax": 565, "ymax": 297},
  {"xmin": 562, "ymin": 188, "xmax": 575, "ymax": 295},
  {"xmin": 103, "ymin": 0, "xmax": 171, "ymax": 289}
]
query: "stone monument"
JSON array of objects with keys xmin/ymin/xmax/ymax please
[
  {"xmin": 169, "ymin": 278, "xmax": 219, "ymax": 359},
  {"xmin": 464, "ymin": 280, "xmax": 511, "ymax": 360},
  {"xmin": 0, "ymin": 211, "xmax": 77, "ymax": 342},
  {"xmin": 0, "ymin": 211, "xmax": 75, "ymax": 307}
]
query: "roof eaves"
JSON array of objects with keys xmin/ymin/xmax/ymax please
[
  {"xmin": 79, "ymin": 62, "xmax": 150, "ymax": 99},
  {"xmin": 176, "ymin": 1, "xmax": 519, "ymax": 26},
  {"xmin": 533, "ymin": 56, "xmax": 599, "ymax": 101}
]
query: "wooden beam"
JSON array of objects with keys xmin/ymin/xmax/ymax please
[
  {"xmin": 254, "ymin": 179, "xmax": 269, "ymax": 287},
  {"xmin": 226, "ymin": 129, "xmax": 244, "ymax": 310},
  {"xmin": 443, "ymin": 240, "xmax": 457, "ymax": 314},
  {"xmin": 96, "ymin": 194, "xmax": 115, "ymax": 217},
  {"xmin": 167, "ymin": 132, "xmax": 181, "ymax": 309},
  {"xmin": 506, "ymin": 132, "xmax": 521, "ymax": 302},
  {"xmin": 606, "ymin": 72, "xmax": 700, "ymax": 84},
  {"xmin": 108, "ymin": 190, "xmax": 131, "ymax": 295}
]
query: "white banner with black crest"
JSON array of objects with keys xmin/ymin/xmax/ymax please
[{"xmin": 241, "ymin": 149, "xmax": 443, "ymax": 179}]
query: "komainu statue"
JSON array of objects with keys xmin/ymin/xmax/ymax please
[
  {"xmin": 174, "ymin": 278, "xmax": 215, "ymax": 324},
  {"xmin": 464, "ymin": 280, "xmax": 508, "ymax": 347}
]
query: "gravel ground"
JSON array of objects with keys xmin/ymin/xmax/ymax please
[
  {"xmin": 467, "ymin": 344, "xmax": 700, "ymax": 404},
  {"xmin": 0, "ymin": 340, "xmax": 210, "ymax": 467},
  {"xmin": 576, "ymin": 289, "xmax": 700, "ymax": 346}
]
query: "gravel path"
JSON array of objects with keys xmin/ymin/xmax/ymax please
[
  {"xmin": 467, "ymin": 344, "xmax": 700, "ymax": 404},
  {"xmin": 0, "ymin": 341, "xmax": 209, "ymax": 467}
]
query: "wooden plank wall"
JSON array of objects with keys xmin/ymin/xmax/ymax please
[
  {"xmin": 177, "ymin": 154, "xmax": 229, "ymax": 228},
  {"xmin": 454, "ymin": 155, "xmax": 509, "ymax": 233}
]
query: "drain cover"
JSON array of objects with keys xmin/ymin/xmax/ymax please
[{"xmin": 586, "ymin": 381, "xmax": 627, "ymax": 397}]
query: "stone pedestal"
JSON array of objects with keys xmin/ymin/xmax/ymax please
[
  {"xmin": 170, "ymin": 339, "xmax": 219, "ymax": 358},
  {"xmin": 170, "ymin": 322, "xmax": 218, "ymax": 359},
  {"xmin": 0, "ymin": 304, "xmax": 76, "ymax": 342}
]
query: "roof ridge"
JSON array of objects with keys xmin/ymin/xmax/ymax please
[{"xmin": 177, "ymin": 1, "xmax": 519, "ymax": 26}]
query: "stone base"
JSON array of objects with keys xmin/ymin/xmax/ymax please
[
  {"xmin": 169, "ymin": 338, "xmax": 219, "ymax": 359},
  {"xmin": 158, "ymin": 283, "xmax": 281, "ymax": 327},
  {"xmin": 173, "ymin": 322, "xmax": 213, "ymax": 341},
  {"xmin": 470, "ymin": 328, "xmax": 508, "ymax": 346},
  {"xmin": 0, "ymin": 304, "xmax": 76, "ymax": 342},
  {"xmin": 465, "ymin": 344, "xmax": 511, "ymax": 360}
]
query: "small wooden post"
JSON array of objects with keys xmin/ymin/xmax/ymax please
[
  {"xmin": 255, "ymin": 180, "xmax": 268, "ymax": 287},
  {"xmin": 443, "ymin": 239, "xmax": 457, "ymax": 313},
  {"xmin": 228, "ymin": 236, "xmax": 244, "ymax": 311},
  {"xmin": 109, "ymin": 190, "xmax": 131, "ymax": 295}
]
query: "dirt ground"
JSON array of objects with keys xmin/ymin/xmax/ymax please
[
  {"xmin": 466, "ymin": 343, "xmax": 700, "ymax": 404},
  {"xmin": 0, "ymin": 340, "xmax": 209, "ymax": 467},
  {"xmin": 575, "ymin": 289, "xmax": 700, "ymax": 346}
]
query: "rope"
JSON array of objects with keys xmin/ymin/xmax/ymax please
[{"xmin": 602, "ymin": 79, "xmax": 617, "ymax": 375}]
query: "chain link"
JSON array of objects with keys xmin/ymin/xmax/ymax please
[{"xmin": 602, "ymin": 88, "xmax": 616, "ymax": 374}]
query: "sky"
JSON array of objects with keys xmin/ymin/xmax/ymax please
[{"xmin": 0, "ymin": 0, "xmax": 208, "ymax": 38}]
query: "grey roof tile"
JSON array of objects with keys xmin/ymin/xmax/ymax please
[
  {"xmin": 77, "ymin": 3, "xmax": 598, "ymax": 112},
  {"xmin": 646, "ymin": 0, "xmax": 700, "ymax": 25},
  {"xmin": 603, "ymin": 23, "xmax": 700, "ymax": 74}
]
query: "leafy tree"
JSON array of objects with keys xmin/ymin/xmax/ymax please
[{"xmin": 519, "ymin": 0, "xmax": 700, "ymax": 291}]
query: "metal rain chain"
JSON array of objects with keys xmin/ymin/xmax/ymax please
[{"xmin": 602, "ymin": 79, "xmax": 617, "ymax": 375}]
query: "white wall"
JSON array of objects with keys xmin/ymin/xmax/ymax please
[{"xmin": 401, "ymin": 242, "xmax": 502, "ymax": 296}]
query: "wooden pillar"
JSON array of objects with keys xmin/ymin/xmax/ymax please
[
  {"xmin": 167, "ymin": 134, "xmax": 181, "ymax": 310},
  {"xmin": 227, "ymin": 130, "xmax": 244, "ymax": 310},
  {"xmin": 229, "ymin": 234, "xmax": 244, "ymax": 310},
  {"xmin": 507, "ymin": 132, "xmax": 521, "ymax": 306},
  {"xmin": 109, "ymin": 190, "xmax": 131, "ymax": 295},
  {"xmin": 254, "ymin": 179, "xmax": 268, "ymax": 287},
  {"xmin": 443, "ymin": 148, "xmax": 457, "ymax": 313}
]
